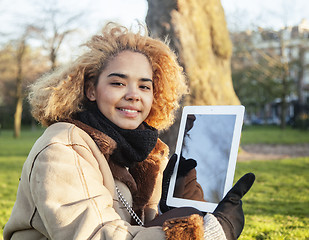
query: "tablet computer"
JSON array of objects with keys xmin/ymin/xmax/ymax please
[{"xmin": 166, "ymin": 105, "xmax": 245, "ymax": 212}]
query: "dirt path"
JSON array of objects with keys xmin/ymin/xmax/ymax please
[{"xmin": 237, "ymin": 143, "xmax": 309, "ymax": 161}]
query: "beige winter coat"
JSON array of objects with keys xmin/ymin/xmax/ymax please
[{"xmin": 4, "ymin": 122, "xmax": 205, "ymax": 240}]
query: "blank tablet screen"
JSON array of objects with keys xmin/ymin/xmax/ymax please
[{"xmin": 167, "ymin": 105, "xmax": 245, "ymax": 212}]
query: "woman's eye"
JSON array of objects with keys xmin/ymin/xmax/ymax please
[
  {"xmin": 111, "ymin": 82, "xmax": 125, "ymax": 86},
  {"xmin": 140, "ymin": 85, "xmax": 152, "ymax": 90}
]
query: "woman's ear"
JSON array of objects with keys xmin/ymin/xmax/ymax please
[{"xmin": 85, "ymin": 81, "xmax": 96, "ymax": 101}]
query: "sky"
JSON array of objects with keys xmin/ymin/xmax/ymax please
[
  {"xmin": 1, "ymin": 0, "xmax": 308, "ymax": 58},
  {"xmin": 221, "ymin": 0, "xmax": 309, "ymax": 30},
  {"xmin": 2, "ymin": 0, "xmax": 309, "ymax": 33}
]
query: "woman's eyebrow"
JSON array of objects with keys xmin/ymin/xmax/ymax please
[
  {"xmin": 140, "ymin": 78, "xmax": 153, "ymax": 83},
  {"xmin": 108, "ymin": 72, "xmax": 152, "ymax": 83},
  {"xmin": 107, "ymin": 73, "xmax": 127, "ymax": 78}
]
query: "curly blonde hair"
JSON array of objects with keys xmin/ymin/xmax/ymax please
[{"xmin": 28, "ymin": 23, "xmax": 188, "ymax": 130}]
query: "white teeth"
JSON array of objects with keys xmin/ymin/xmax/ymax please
[{"xmin": 119, "ymin": 108, "xmax": 138, "ymax": 113}]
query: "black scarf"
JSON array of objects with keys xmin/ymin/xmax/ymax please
[{"xmin": 76, "ymin": 107, "xmax": 158, "ymax": 168}]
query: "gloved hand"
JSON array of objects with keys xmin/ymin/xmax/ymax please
[
  {"xmin": 159, "ymin": 154, "xmax": 197, "ymax": 213},
  {"xmin": 159, "ymin": 154, "xmax": 177, "ymax": 213},
  {"xmin": 213, "ymin": 173, "xmax": 255, "ymax": 240},
  {"xmin": 144, "ymin": 206, "xmax": 204, "ymax": 227},
  {"xmin": 177, "ymin": 155, "xmax": 197, "ymax": 177}
]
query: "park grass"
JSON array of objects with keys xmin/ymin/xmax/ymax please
[
  {"xmin": 235, "ymin": 157, "xmax": 309, "ymax": 239},
  {"xmin": 0, "ymin": 127, "xmax": 309, "ymax": 239},
  {"xmin": 241, "ymin": 125, "xmax": 309, "ymax": 145},
  {"xmin": 0, "ymin": 128, "xmax": 44, "ymax": 239},
  {"xmin": 0, "ymin": 128, "xmax": 45, "ymax": 157}
]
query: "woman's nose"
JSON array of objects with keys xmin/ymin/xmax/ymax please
[{"xmin": 124, "ymin": 88, "xmax": 141, "ymax": 101}]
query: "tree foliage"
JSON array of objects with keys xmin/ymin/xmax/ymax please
[{"xmin": 231, "ymin": 30, "xmax": 295, "ymax": 128}]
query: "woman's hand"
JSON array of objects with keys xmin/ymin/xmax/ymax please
[
  {"xmin": 159, "ymin": 154, "xmax": 255, "ymax": 240},
  {"xmin": 159, "ymin": 154, "xmax": 197, "ymax": 213},
  {"xmin": 144, "ymin": 207, "xmax": 204, "ymax": 227},
  {"xmin": 212, "ymin": 173, "xmax": 255, "ymax": 240}
]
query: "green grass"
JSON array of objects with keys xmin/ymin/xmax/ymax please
[
  {"xmin": 0, "ymin": 128, "xmax": 44, "ymax": 239},
  {"xmin": 235, "ymin": 157, "xmax": 309, "ymax": 240},
  {"xmin": 241, "ymin": 125, "xmax": 309, "ymax": 145},
  {"xmin": 0, "ymin": 156, "xmax": 26, "ymax": 235},
  {"xmin": 0, "ymin": 128, "xmax": 309, "ymax": 239},
  {"xmin": 0, "ymin": 128, "xmax": 45, "ymax": 156}
]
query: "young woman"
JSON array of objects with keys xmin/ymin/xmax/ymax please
[{"xmin": 4, "ymin": 23, "xmax": 254, "ymax": 240}]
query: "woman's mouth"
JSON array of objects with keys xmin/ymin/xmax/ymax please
[
  {"xmin": 117, "ymin": 107, "xmax": 141, "ymax": 118},
  {"xmin": 118, "ymin": 108, "xmax": 139, "ymax": 113}
]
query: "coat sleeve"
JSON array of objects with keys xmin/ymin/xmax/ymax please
[
  {"xmin": 182, "ymin": 169, "xmax": 205, "ymax": 201},
  {"xmin": 29, "ymin": 141, "xmax": 165, "ymax": 240},
  {"xmin": 173, "ymin": 169, "xmax": 205, "ymax": 202}
]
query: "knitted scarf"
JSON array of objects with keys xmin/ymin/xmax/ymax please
[{"xmin": 76, "ymin": 107, "xmax": 158, "ymax": 168}]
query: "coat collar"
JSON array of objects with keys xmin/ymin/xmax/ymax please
[{"xmin": 67, "ymin": 119, "xmax": 168, "ymax": 219}]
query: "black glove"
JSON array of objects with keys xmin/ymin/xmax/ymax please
[
  {"xmin": 213, "ymin": 173, "xmax": 255, "ymax": 240},
  {"xmin": 159, "ymin": 154, "xmax": 197, "ymax": 213},
  {"xmin": 144, "ymin": 206, "xmax": 204, "ymax": 227},
  {"xmin": 177, "ymin": 155, "xmax": 197, "ymax": 177},
  {"xmin": 159, "ymin": 154, "xmax": 177, "ymax": 213}
]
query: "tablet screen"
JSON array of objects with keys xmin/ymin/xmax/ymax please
[
  {"xmin": 166, "ymin": 106, "xmax": 244, "ymax": 212},
  {"xmin": 178, "ymin": 114, "xmax": 236, "ymax": 203}
]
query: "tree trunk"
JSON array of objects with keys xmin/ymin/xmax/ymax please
[
  {"xmin": 280, "ymin": 75, "xmax": 287, "ymax": 129},
  {"xmin": 297, "ymin": 46, "xmax": 305, "ymax": 105},
  {"xmin": 14, "ymin": 93, "xmax": 23, "ymax": 138},
  {"xmin": 146, "ymin": 0, "xmax": 240, "ymax": 150},
  {"xmin": 14, "ymin": 71, "xmax": 23, "ymax": 138},
  {"xmin": 296, "ymin": 44, "xmax": 305, "ymax": 119},
  {"xmin": 50, "ymin": 47, "xmax": 57, "ymax": 71},
  {"xmin": 279, "ymin": 34, "xmax": 289, "ymax": 129},
  {"xmin": 14, "ymin": 38, "xmax": 26, "ymax": 138}
]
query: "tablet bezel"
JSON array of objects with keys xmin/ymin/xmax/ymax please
[{"xmin": 166, "ymin": 105, "xmax": 245, "ymax": 212}]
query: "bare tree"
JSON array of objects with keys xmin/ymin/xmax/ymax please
[
  {"xmin": 279, "ymin": 32, "xmax": 290, "ymax": 129},
  {"xmin": 294, "ymin": 28, "xmax": 309, "ymax": 119},
  {"xmin": 0, "ymin": 0, "xmax": 84, "ymax": 136},
  {"xmin": 226, "ymin": 1, "xmax": 309, "ymax": 129},
  {"xmin": 10, "ymin": 27, "xmax": 50, "ymax": 137},
  {"xmin": 146, "ymin": 0, "xmax": 240, "ymax": 150},
  {"xmin": 13, "ymin": 32, "xmax": 28, "ymax": 138},
  {"xmin": 0, "ymin": 25, "xmax": 50, "ymax": 136},
  {"xmin": 231, "ymin": 28, "xmax": 299, "ymax": 129},
  {"xmin": 29, "ymin": 1, "xmax": 83, "ymax": 70}
]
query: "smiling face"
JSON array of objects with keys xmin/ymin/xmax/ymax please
[{"xmin": 86, "ymin": 50, "xmax": 154, "ymax": 129}]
